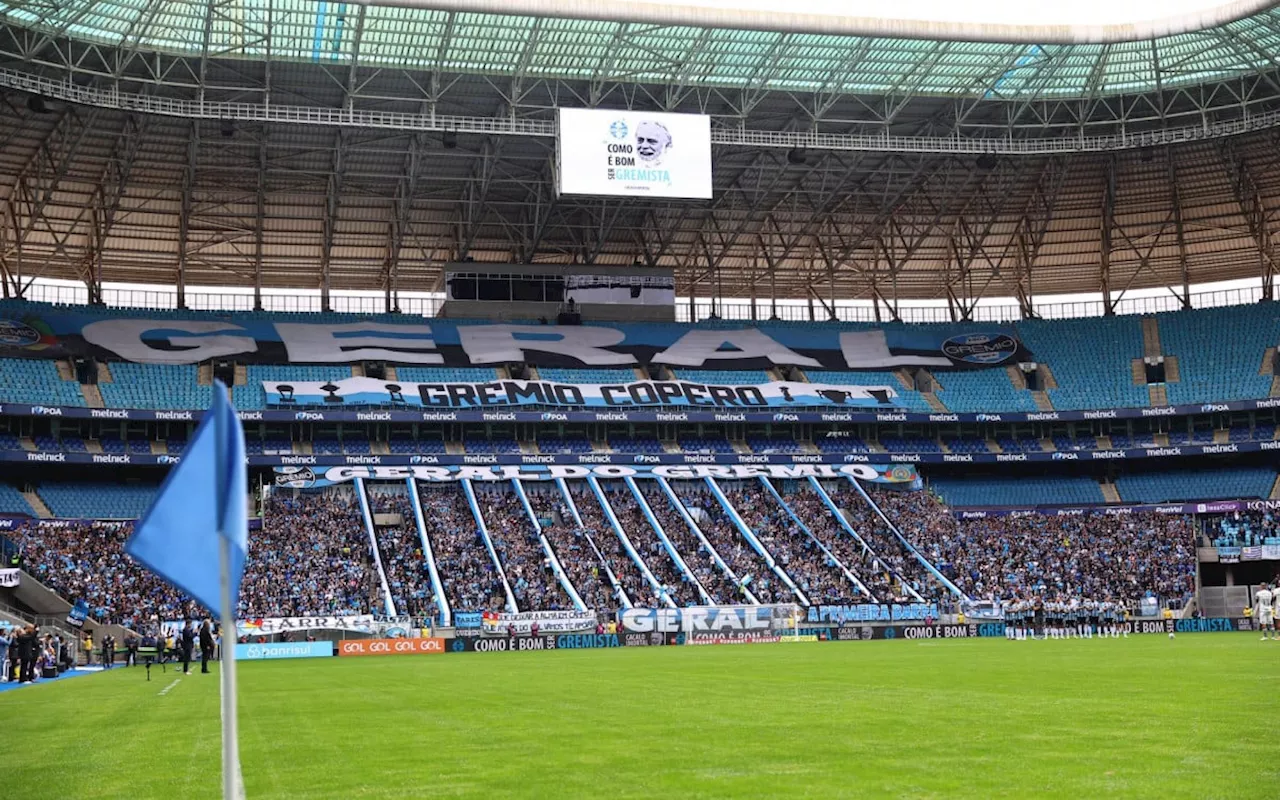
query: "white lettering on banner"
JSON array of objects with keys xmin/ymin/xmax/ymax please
[
  {"xmin": 839, "ymin": 329, "xmax": 952, "ymax": 369},
  {"xmin": 481, "ymin": 610, "xmax": 598, "ymax": 635},
  {"xmin": 264, "ymin": 376, "xmax": 897, "ymax": 409},
  {"xmin": 236, "ymin": 615, "xmax": 376, "ymax": 636},
  {"xmin": 82, "ymin": 319, "xmax": 257, "ymax": 364},
  {"xmin": 459, "ymin": 325, "xmax": 635, "ymax": 365},
  {"xmin": 277, "ymin": 322, "xmax": 442, "ymax": 364},
  {"xmin": 620, "ymin": 606, "xmax": 773, "ymax": 634},
  {"xmin": 654, "ymin": 328, "xmax": 821, "ymax": 368},
  {"xmin": 0, "ymin": 568, "xmax": 19, "ymax": 588}
]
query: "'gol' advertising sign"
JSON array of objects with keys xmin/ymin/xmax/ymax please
[{"xmin": 338, "ymin": 638, "xmax": 446, "ymax": 657}]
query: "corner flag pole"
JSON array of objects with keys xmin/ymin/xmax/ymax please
[{"xmin": 220, "ymin": 536, "xmax": 244, "ymax": 800}]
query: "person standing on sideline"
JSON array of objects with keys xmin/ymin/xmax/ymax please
[
  {"xmin": 0, "ymin": 628, "xmax": 10, "ymax": 681},
  {"xmin": 180, "ymin": 620, "xmax": 195, "ymax": 675},
  {"xmin": 101, "ymin": 633, "xmax": 113, "ymax": 669},
  {"xmin": 1256, "ymin": 584, "xmax": 1275, "ymax": 641},
  {"xmin": 83, "ymin": 631, "xmax": 93, "ymax": 666},
  {"xmin": 18, "ymin": 625, "xmax": 37, "ymax": 682},
  {"xmin": 199, "ymin": 621, "xmax": 215, "ymax": 674}
]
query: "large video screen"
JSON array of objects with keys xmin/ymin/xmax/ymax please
[{"xmin": 557, "ymin": 108, "xmax": 712, "ymax": 200}]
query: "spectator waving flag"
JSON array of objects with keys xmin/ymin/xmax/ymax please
[{"xmin": 125, "ymin": 378, "xmax": 247, "ymax": 800}]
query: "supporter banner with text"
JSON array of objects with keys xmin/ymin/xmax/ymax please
[
  {"xmin": 338, "ymin": 638, "xmax": 446, "ymax": 657},
  {"xmin": 448, "ymin": 634, "xmax": 623, "ymax": 653},
  {"xmin": 0, "ymin": 568, "xmax": 18, "ymax": 588},
  {"xmin": 806, "ymin": 603, "xmax": 939, "ymax": 624},
  {"xmin": 618, "ymin": 606, "xmax": 788, "ymax": 635},
  {"xmin": 264, "ymin": 377, "xmax": 898, "ymax": 410},
  {"xmin": 830, "ymin": 618, "xmax": 1255, "ymax": 641},
  {"xmin": 952, "ymin": 499, "xmax": 1280, "ymax": 519},
  {"xmin": 479, "ymin": 610, "xmax": 599, "ymax": 635},
  {"xmin": 0, "ymin": 306, "xmax": 1028, "ymax": 370},
  {"xmin": 272, "ymin": 463, "xmax": 919, "ymax": 491},
  {"xmin": 236, "ymin": 615, "xmax": 377, "ymax": 636}
]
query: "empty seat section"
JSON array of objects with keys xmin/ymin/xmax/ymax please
[
  {"xmin": 944, "ymin": 438, "xmax": 990, "ymax": 454},
  {"xmin": 99, "ymin": 363, "xmax": 211, "ymax": 409},
  {"xmin": 930, "ymin": 475, "xmax": 1105, "ymax": 507},
  {"xmin": 607, "ymin": 438, "xmax": 664, "ymax": 453},
  {"xmin": 674, "ymin": 369, "xmax": 771, "ymax": 385},
  {"xmin": 1158, "ymin": 305, "xmax": 1278, "ymax": 404},
  {"xmin": 677, "ymin": 437, "xmax": 734, "ymax": 453},
  {"xmin": 1015, "ymin": 316, "xmax": 1146, "ymax": 410},
  {"xmin": 536, "ymin": 437, "xmax": 592, "ymax": 453},
  {"xmin": 815, "ymin": 435, "xmax": 869, "ymax": 453},
  {"xmin": 881, "ymin": 436, "xmax": 941, "ymax": 453},
  {"xmin": 38, "ymin": 483, "xmax": 158, "ymax": 519},
  {"xmin": 807, "ymin": 370, "xmax": 930, "ymax": 412},
  {"xmin": 1114, "ymin": 467, "xmax": 1276, "ymax": 503},
  {"xmin": 236, "ymin": 366, "xmax": 351, "ymax": 410},
  {"xmin": 0, "ymin": 358, "xmax": 85, "ymax": 406},
  {"xmin": 935, "ymin": 370, "xmax": 1037, "ymax": 412},
  {"xmin": 538, "ymin": 368, "xmax": 637, "ymax": 383},
  {"xmin": 747, "ymin": 436, "xmax": 803, "ymax": 454},
  {"xmin": 0, "ymin": 484, "xmax": 35, "ymax": 516},
  {"xmin": 396, "ymin": 367, "xmax": 499, "ymax": 383}
]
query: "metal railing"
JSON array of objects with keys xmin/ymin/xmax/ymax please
[
  {"xmin": 13, "ymin": 280, "xmax": 1269, "ymax": 323},
  {"xmin": 4, "ymin": 66, "xmax": 1280, "ymax": 155}
]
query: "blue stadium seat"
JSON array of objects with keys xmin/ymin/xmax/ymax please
[
  {"xmin": 1015, "ymin": 316, "xmax": 1147, "ymax": 410},
  {"xmin": 0, "ymin": 358, "xmax": 85, "ymax": 406},
  {"xmin": 607, "ymin": 438, "xmax": 664, "ymax": 454},
  {"xmin": 935, "ymin": 371, "xmax": 1037, "ymax": 413},
  {"xmin": 38, "ymin": 482, "xmax": 158, "ymax": 518},
  {"xmin": 881, "ymin": 436, "xmax": 942, "ymax": 453},
  {"xmin": 815, "ymin": 435, "xmax": 869, "ymax": 453},
  {"xmin": 1158, "ymin": 305, "xmax": 1277, "ymax": 404},
  {"xmin": 675, "ymin": 369, "xmax": 771, "ymax": 385},
  {"xmin": 537, "ymin": 437, "xmax": 593, "ymax": 454},
  {"xmin": 1115, "ymin": 467, "xmax": 1276, "ymax": 503},
  {"xmin": 747, "ymin": 437, "xmax": 803, "ymax": 454},
  {"xmin": 396, "ymin": 367, "xmax": 500, "ymax": 383},
  {"xmin": 0, "ymin": 484, "xmax": 35, "ymax": 516},
  {"xmin": 944, "ymin": 438, "xmax": 990, "ymax": 454},
  {"xmin": 235, "ymin": 365, "xmax": 353, "ymax": 410},
  {"xmin": 930, "ymin": 475, "xmax": 1105, "ymax": 507},
  {"xmin": 677, "ymin": 437, "xmax": 734, "ymax": 454},
  {"xmin": 100, "ymin": 363, "xmax": 212, "ymax": 410},
  {"xmin": 538, "ymin": 368, "xmax": 637, "ymax": 383},
  {"xmin": 807, "ymin": 370, "xmax": 931, "ymax": 412}
]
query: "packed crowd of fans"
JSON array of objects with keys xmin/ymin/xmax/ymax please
[
  {"xmin": 723, "ymin": 483, "xmax": 861, "ymax": 604},
  {"xmin": 826, "ymin": 482, "xmax": 944, "ymax": 602},
  {"xmin": 368, "ymin": 487, "xmax": 437, "ymax": 618},
  {"xmin": 12, "ymin": 520, "xmax": 190, "ymax": 627},
  {"xmin": 783, "ymin": 486, "xmax": 898, "ymax": 602},
  {"xmin": 417, "ymin": 486, "xmax": 507, "ymax": 612},
  {"xmin": 1204, "ymin": 510, "xmax": 1280, "ymax": 547},
  {"xmin": 240, "ymin": 490, "xmax": 380, "ymax": 617},
  {"xmin": 568, "ymin": 485, "xmax": 660, "ymax": 607},
  {"xmin": 672, "ymin": 484, "xmax": 796, "ymax": 604},
  {"xmin": 605, "ymin": 484, "xmax": 699, "ymax": 607},
  {"xmin": 476, "ymin": 488, "xmax": 572, "ymax": 611},
  {"xmin": 527, "ymin": 489, "xmax": 623, "ymax": 612},
  {"xmin": 886, "ymin": 488, "xmax": 1196, "ymax": 606},
  {"xmin": 638, "ymin": 484, "xmax": 744, "ymax": 604}
]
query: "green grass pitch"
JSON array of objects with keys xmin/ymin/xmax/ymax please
[{"xmin": 4, "ymin": 635, "xmax": 1278, "ymax": 799}]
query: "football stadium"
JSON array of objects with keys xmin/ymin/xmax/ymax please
[{"xmin": 2, "ymin": 0, "xmax": 1280, "ymax": 796}]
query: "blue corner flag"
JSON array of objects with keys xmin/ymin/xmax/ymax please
[{"xmin": 126, "ymin": 379, "xmax": 248, "ymax": 618}]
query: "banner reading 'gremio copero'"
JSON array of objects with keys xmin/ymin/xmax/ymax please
[{"xmin": 264, "ymin": 377, "xmax": 897, "ymax": 409}]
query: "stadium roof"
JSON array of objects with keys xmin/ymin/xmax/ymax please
[
  {"xmin": 4, "ymin": 0, "xmax": 1280, "ymax": 99},
  {"xmin": 3, "ymin": 1, "xmax": 1280, "ymax": 316}
]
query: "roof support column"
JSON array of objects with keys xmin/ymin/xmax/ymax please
[
  {"xmin": 1166, "ymin": 149, "xmax": 1192, "ymax": 310},
  {"xmin": 1100, "ymin": 156, "xmax": 1116, "ymax": 316}
]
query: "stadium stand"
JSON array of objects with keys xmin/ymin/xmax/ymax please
[
  {"xmin": 0, "ymin": 484, "xmax": 35, "ymax": 516},
  {"xmin": 368, "ymin": 486, "xmax": 438, "ymax": 618},
  {"xmin": 234, "ymin": 365, "xmax": 346, "ymax": 410},
  {"xmin": 99, "ymin": 363, "xmax": 211, "ymax": 410},
  {"xmin": 396, "ymin": 367, "xmax": 499, "ymax": 383},
  {"xmin": 538, "ymin": 368, "xmax": 637, "ymax": 383},
  {"xmin": 0, "ymin": 358, "xmax": 84, "ymax": 406},
  {"xmin": 37, "ymin": 483, "xmax": 157, "ymax": 519},
  {"xmin": 475, "ymin": 487, "xmax": 573, "ymax": 611},
  {"xmin": 1113, "ymin": 467, "xmax": 1276, "ymax": 503},
  {"xmin": 935, "ymin": 371, "xmax": 1037, "ymax": 413},
  {"xmin": 636, "ymin": 483, "xmax": 743, "ymax": 604},
  {"xmin": 927, "ymin": 475, "xmax": 1106, "ymax": 507},
  {"xmin": 1158, "ymin": 304, "xmax": 1277, "ymax": 404},
  {"xmin": 605, "ymin": 485, "xmax": 700, "ymax": 607},
  {"xmin": 674, "ymin": 369, "xmax": 771, "ymax": 385},
  {"xmin": 415, "ymin": 484, "xmax": 506, "ymax": 612},
  {"xmin": 568, "ymin": 485, "xmax": 658, "ymax": 607},
  {"xmin": 808, "ymin": 370, "xmax": 931, "ymax": 411},
  {"xmin": 1015, "ymin": 315, "xmax": 1147, "ymax": 410},
  {"xmin": 527, "ymin": 488, "xmax": 623, "ymax": 613}
]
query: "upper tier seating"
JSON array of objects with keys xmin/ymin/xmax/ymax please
[
  {"xmin": 674, "ymin": 369, "xmax": 771, "ymax": 385},
  {"xmin": 537, "ymin": 368, "xmax": 637, "ymax": 383},
  {"xmin": 396, "ymin": 367, "xmax": 499, "ymax": 383},
  {"xmin": 807, "ymin": 370, "xmax": 931, "ymax": 412},
  {"xmin": 100, "ymin": 363, "xmax": 212, "ymax": 409},
  {"xmin": 0, "ymin": 359, "xmax": 84, "ymax": 406},
  {"xmin": 1015, "ymin": 315, "xmax": 1147, "ymax": 410},
  {"xmin": 934, "ymin": 371, "xmax": 1037, "ymax": 413},
  {"xmin": 1114, "ymin": 467, "xmax": 1276, "ymax": 503},
  {"xmin": 929, "ymin": 475, "xmax": 1105, "ymax": 507},
  {"xmin": 536, "ymin": 437, "xmax": 592, "ymax": 454},
  {"xmin": 235, "ymin": 365, "xmax": 348, "ymax": 410},
  {"xmin": 606, "ymin": 438, "xmax": 664, "ymax": 454},
  {"xmin": 815, "ymin": 435, "xmax": 870, "ymax": 453},
  {"xmin": 0, "ymin": 484, "xmax": 35, "ymax": 516},
  {"xmin": 38, "ymin": 482, "xmax": 157, "ymax": 519},
  {"xmin": 1158, "ymin": 304, "xmax": 1278, "ymax": 404}
]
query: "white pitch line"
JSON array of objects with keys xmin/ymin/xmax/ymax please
[{"xmin": 158, "ymin": 677, "xmax": 182, "ymax": 696}]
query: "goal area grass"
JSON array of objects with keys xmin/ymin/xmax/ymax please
[{"xmin": 3, "ymin": 634, "xmax": 1276, "ymax": 799}]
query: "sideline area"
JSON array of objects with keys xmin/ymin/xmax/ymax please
[{"xmin": 0, "ymin": 666, "xmax": 103, "ymax": 694}]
